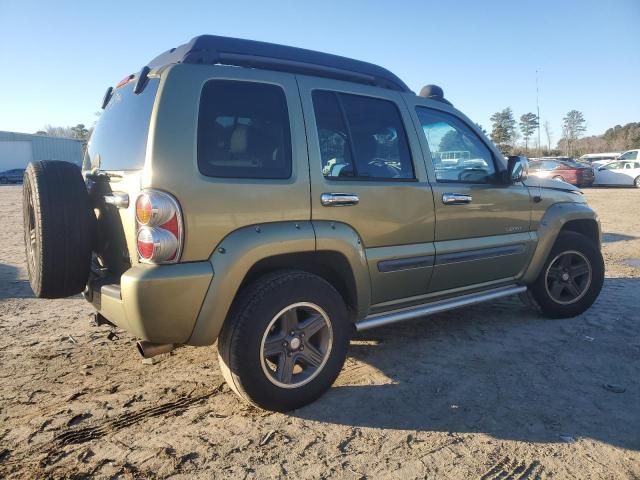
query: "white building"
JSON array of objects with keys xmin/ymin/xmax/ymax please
[{"xmin": 0, "ymin": 131, "xmax": 83, "ymax": 171}]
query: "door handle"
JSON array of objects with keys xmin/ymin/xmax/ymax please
[
  {"xmin": 442, "ymin": 193, "xmax": 472, "ymax": 205},
  {"xmin": 321, "ymin": 192, "xmax": 359, "ymax": 207}
]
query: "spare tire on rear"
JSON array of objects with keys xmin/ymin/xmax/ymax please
[{"xmin": 23, "ymin": 161, "xmax": 94, "ymax": 298}]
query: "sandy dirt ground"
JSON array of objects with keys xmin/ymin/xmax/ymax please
[{"xmin": 0, "ymin": 184, "xmax": 639, "ymax": 479}]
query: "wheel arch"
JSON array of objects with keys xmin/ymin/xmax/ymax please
[
  {"xmin": 522, "ymin": 202, "xmax": 601, "ymax": 284},
  {"xmin": 186, "ymin": 221, "xmax": 371, "ymax": 346},
  {"xmin": 241, "ymin": 251, "xmax": 360, "ymax": 315},
  {"xmin": 560, "ymin": 218, "xmax": 600, "ymax": 246}
]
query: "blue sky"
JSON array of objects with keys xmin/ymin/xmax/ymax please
[{"xmin": 0, "ymin": 0, "xmax": 638, "ymax": 145}]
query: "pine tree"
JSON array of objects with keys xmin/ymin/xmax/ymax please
[
  {"xmin": 490, "ymin": 108, "xmax": 516, "ymax": 154},
  {"xmin": 561, "ymin": 110, "xmax": 587, "ymax": 156},
  {"xmin": 519, "ymin": 113, "xmax": 539, "ymax": 152}
]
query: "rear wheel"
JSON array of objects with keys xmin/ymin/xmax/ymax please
[
  {"xmin": 22, "ymin": 161, "xmax": 94, "ymax": 298},
  {"xmin": 217, "ymin": 270, "xmax": 350, "ymax": 411},
  {"xmin": 634, "ymin": 176, "xmax": 640, "ymax": 188},
  {"xmin": 529, "ymin": 231, "xmax": 604, "ymax": 318}
]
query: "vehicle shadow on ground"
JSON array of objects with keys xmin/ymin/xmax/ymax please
[
  {"xmin": 0, "ymin": 262, "xmax": 33, "ymax": 299},
  {"xmin": 602, "ymin": 232, "xmax": 638, "ymax": 243},
  {"xmin": 295, "ymin": 277, "xmax": 640, "ymax": 450}
]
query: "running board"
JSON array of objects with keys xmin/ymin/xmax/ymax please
[{"xmin": 355, "ymin": 284, "xmax": 527, "ymax": 331}]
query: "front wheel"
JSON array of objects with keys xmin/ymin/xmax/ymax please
[
  {"xmin": 217, "ymin": 270, "xmax": 351, "ymax": 411},
  {"xmin": 529, "ymin": 231, "xmax": 604, "ymax": 318}
]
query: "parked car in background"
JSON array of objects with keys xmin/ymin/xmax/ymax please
[
  {"xmin": 593, "ymin": 159, "xmax": 640, "ymax": 187},
  {"xmin": 0, "ymin": 168, "xmax": 25, "ymax": 184},
  {"xmin": 579, "ymin": 152, "xmax": 620, "ymax": 166},
  {"xmin": 617, "ymin": 149, "xmax": 639, "ymax": 161},
  {"xmin": 528, "ymin": 158, "xmax": 595, "ymax": 187}
]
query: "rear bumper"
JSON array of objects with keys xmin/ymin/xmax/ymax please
[{"xmin": 85, "ymin": 262, "xmax": 213, "ymax": 344}]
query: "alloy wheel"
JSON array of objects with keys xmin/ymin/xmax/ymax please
[
  {"xmin": 260, "ymin": 302, "xmax": 333, "ymax": 389},
  {"xmin": 544, "ymin": 250, "xmax": 592, "ymax": 305}
]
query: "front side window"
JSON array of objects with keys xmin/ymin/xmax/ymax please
[
  {"xmin": 603, "ymin": 161, "xmax": 622, "ymax": 170},
  {"xmin": 198, "ymin": 80, "xmax": 292, "ymax": 179},
  {"xmin": 312, "ymin": 91, "xmax": 414, "ymax": 180},
  {"xmin": 416, "ymin": 107, "xmax": 496, "ymax": 183}
]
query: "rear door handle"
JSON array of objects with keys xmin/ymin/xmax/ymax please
[
  {"xmin": 321, "ymin": 193, "xmax": 359, "ymax": 207},
  {"xmin": 442, "ymin": 193, "xmax": 472, "ymax": 205}
]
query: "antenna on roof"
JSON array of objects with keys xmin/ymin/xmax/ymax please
[{"xmin": 536, "ymin": 70, "xmax": 542, "ymax": 156}]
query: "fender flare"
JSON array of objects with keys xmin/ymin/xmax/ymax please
[
  {"xmin": 187, "ymin": 220, "xmax": 371, "ymax": 346},
  {"xmin": 521, "ymin": 202, "xmax": 600, "ymax": 284}
]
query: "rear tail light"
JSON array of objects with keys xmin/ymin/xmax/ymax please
[{"xmin": 135, "ymin": 190, "xmax": 183, "ymax": 264}]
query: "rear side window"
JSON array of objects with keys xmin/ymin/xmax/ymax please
[
  {"xmin": 86, "ymin": 79, "xmax": 159, "ymax": 171},
  {"xmin": 198, "ymin": 81, "xmax": 292, "ymax": 179},
  {"xmin": 312, "ymin": 90, "xmax": 414, "ymax": 180}
]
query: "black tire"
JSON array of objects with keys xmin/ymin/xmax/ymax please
[
  {"xmin": 634, "ymin": 176, "xmax": 640, "ymax": 188},
  {"xmin": 218, "ymin": 270, "xmax": 351, "ymax": 411},
  {"xmin": 22, "ymin": 161, "xmax": 94, "ymax": 298},
  {"xmin": 529, "ymin": 231, "xmax": 604, "ymax": 318}
]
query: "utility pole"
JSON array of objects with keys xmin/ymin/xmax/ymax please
[{"xmin": 536, "ymin": 70, "xmax": 542, "ymax": 156}]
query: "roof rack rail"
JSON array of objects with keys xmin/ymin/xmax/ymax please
[{"xmin": 148, "ymin": 35, "xmax": 412, "ymax": 93}]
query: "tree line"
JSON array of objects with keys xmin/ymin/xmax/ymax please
[
  {"xmin": 568, "ymin": 122, "xmax": 640, "ymax": 155},
  {"xmin": 37, "ymin": 113, "xmax": 638, "ymax": 160},
  {"xmin": 487, "ymin": 108, "xmax": 591, "ymax": 157},
  {"xmin": 36, "ymin": 124, "xmax": 91, "ymax": 142}
]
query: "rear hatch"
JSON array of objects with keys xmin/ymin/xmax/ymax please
[{"xmin": 84, "ymin": 76, "xmax": 160, "ymax": 278}]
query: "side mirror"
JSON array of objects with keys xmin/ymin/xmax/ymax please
[{"xmin": 506, "ymin": 156, "xmax": 529, "ymax": 183}]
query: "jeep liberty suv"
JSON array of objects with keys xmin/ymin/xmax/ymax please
[{"xmin": 22, "ymin": 35, "xmax": 604, "ymax": 411}]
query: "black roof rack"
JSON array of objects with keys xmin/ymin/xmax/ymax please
[{"xmin": 148, "ymin": 35, "xmax": 412, "ymax": 93}]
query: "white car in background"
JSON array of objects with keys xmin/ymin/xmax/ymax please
[
  {"xmin": 617, "ymin": 149, "xmax": 639, "ymax": 162},
  {"xmin": 593, "ymin": 158, "xmax": 640, "ymax": 187},
  {"xmin": 579, "ymin": 152, "xmax": 620, "ymax": 166}
]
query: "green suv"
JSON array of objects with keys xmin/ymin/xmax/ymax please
[{"xmin": 22, "ymin": 35, "xmax": 604, "ymax": 411}]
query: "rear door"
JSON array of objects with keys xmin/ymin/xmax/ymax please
[
  {"xmin": 406, "ymin": 99, "xmax": 535, "ymax": 292},
  {"xmin": 297, "ymin": 76, "xmax": 436, "ymax": 308},
  {"xmin": 85, "ymin": 76, "xmax": 162, "ymax": 276}
]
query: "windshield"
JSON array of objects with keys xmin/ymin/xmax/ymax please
[
  {"xmin": 619, "ymin": 151, "xmax": 638, "ymax": 160},
  {"xmin": 84, "ymin": 79, "xmax": 159, "ymax": 171}
]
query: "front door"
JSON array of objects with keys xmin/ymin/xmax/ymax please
[
  {"xmin": 407, "ymin": 100, "xmax": 535, "ymax": 292},
  {"xmin": 297, "ymin": 76, "xmax": 436, "ymax": 308}
]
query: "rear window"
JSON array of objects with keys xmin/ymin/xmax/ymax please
[
  {"xmin": 197, "ymin": 80, "xmax": 292, "ymax": 179},
  {"xmin": 85, "ymin": 79, "xmax": 159, "ymax": 171}
]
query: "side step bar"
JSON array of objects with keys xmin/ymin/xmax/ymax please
[{"xmin": 355, "ymin": 284, "xmax": 527, "ymax": 331}]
